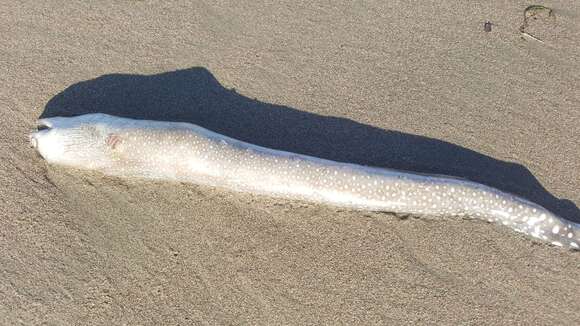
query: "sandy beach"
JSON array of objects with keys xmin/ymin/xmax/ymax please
[{"xmin": 1, "ymin": 1, "xmax": 579, "ymax": 324}]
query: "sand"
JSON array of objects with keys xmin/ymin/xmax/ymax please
[{"xmin": 1, "ymin": 0, "xmax": 579, "ymax": 325}]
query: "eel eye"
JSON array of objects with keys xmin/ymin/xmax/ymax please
[{"xmin": 36, "ymin": 121, "xmax": 52, "ymax": 132}]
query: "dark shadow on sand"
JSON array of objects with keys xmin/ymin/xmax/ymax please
[{"xmin": 40, "ymin": 67, "xmax": 579, "ymax": 222}]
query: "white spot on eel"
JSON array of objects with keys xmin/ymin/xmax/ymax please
[{"xmin": 30, "ymin": 113, "xmax": 580, "ymax": 250}]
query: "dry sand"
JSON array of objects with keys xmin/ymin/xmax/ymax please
[{"xmin": 1, "ymin": 0, "xmax": 579, "ymax": 325}]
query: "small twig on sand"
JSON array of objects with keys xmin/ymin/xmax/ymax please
[{"xmin": 520, "ymin": 31, "xmax": 545, "ymax": 43}]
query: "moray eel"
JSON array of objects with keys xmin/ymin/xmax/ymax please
[{"xmin": 30, "ymin": 113, "xmax": 579, "ymax": 250}]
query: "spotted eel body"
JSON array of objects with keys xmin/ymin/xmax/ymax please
[{"xmin": 30, "ymin": 113, "xmax": 579, "ymax": 250}]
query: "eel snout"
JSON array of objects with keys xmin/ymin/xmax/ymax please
[{"xmin": 30, "ymin": 119, "xmax": 54, "ymax": 149}]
